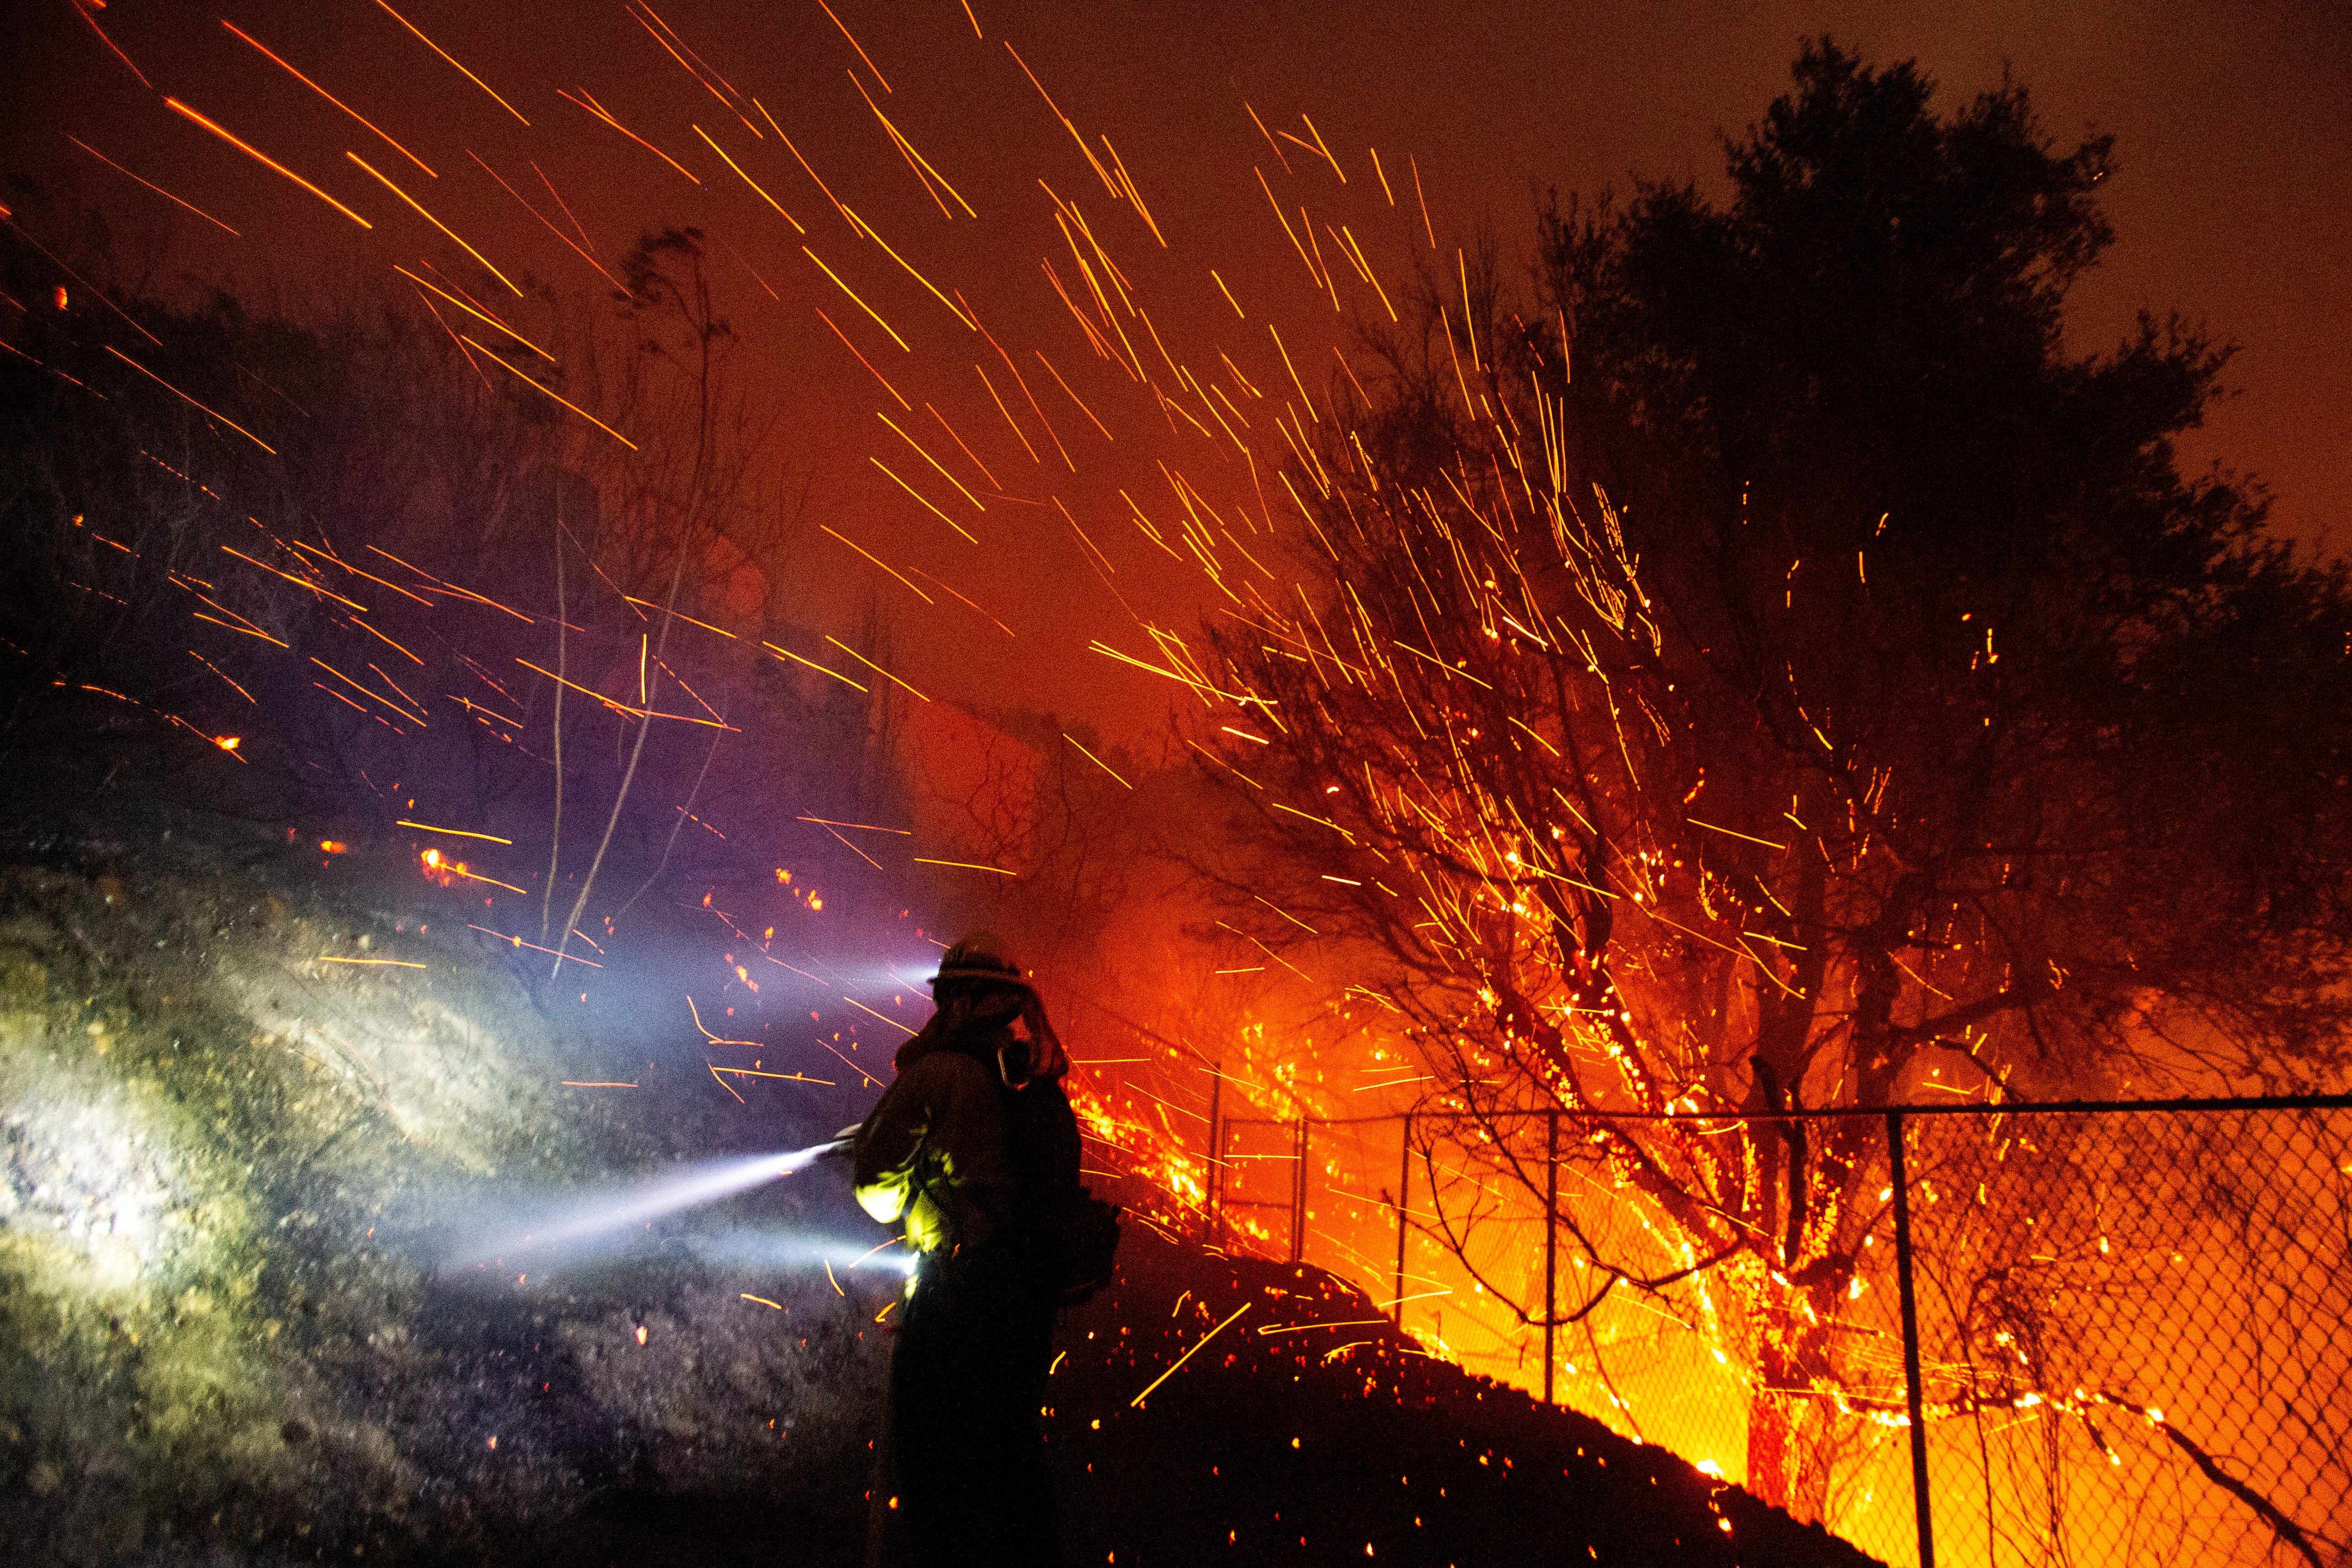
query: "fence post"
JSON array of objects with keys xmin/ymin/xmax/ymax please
[
  {"xmin": 1203, "ymin": 1064, "xmax": 1223, "ymax": 1244},
  {"xmin": 1886, "ymin": 1109, "xmax": 1935, "ymax": 1568},
  {"xmin": 1393, "ymin": 1114, "xmax": 1411, "ymax": 1327},
  {"xmin": 1290, "ymin": 1116, "xmax": 1309, "ymax": 1264},
  {"xmin": 1544, "ymin": 1110, "xmax": 1559, "ymax": 1405}
]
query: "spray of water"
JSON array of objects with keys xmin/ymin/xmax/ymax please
[{"xmin": 441, "ymin": 1137, "xmax": 852, "ymax": 1271}]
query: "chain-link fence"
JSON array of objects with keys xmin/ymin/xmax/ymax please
[{"xmin": 1204, "ymin": 1096, "xmax": 2352, "ymax": 1568}]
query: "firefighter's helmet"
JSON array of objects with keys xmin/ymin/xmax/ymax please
[{"xmin": 928, "ymin": 930, "xmax": 1033, "ymax": 995}]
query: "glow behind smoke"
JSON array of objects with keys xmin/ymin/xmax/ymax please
[{"xmin": 442, "ymin": 1138, "xmax": 848, "ymax": 1270}]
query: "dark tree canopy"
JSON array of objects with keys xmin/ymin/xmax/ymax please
[
  {"xmin": 1522, "ymin": 38, "xmax": 2352, "ymax": 1080},
  {"xmin": 1196, "ymin": 40, "xmax": 2352, "ymax": 1516}
]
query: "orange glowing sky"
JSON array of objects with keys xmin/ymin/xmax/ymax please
[{"xmin": 4, "ymin": 0, "xmax": 2343, "ymax": 739}]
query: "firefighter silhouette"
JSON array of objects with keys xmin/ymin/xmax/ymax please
[{"xmin": 854, "ymin": 931, "xmax": 1079, "ymax": 1567}]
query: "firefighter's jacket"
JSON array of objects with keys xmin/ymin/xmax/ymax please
[{"xmin": 851, "ymin": 1023, "xmax": 1022, "ymax": 1256}]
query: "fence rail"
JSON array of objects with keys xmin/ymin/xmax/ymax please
[{"xmin": 1200, "ymin": 1095, "xmax": 2352, "ymax": 1568}]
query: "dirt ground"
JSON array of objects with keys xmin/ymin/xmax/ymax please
[{"xmin": 0, "ymin": 746, "xmax": 886, "ymax": 1565}]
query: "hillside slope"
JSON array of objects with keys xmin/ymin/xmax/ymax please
[
  {"xmin": 1043, "ymin": 1226, "xmax": 1878, "ymax": 1568},
  {"xmin": 0, "ymin": 758, "xmax": 1878, "ymax": 1567}
]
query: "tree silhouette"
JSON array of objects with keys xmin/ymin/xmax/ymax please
[{"xmin": 1194, "ymin": 40, "xmax": 2352, "ymax": 1520}]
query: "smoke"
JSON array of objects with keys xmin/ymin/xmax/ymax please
[
  {"xmin": 436, "ymin": 1138, "xmax": 865, "ymax": 1273},
  {"xmin": 682, "ymin": 1226, "xmax": 919, "ymax": 1276}
]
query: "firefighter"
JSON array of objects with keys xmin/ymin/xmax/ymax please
[{"xmin": 852, "ymin": 931, "xmax": 1077, "ymax": 1568}]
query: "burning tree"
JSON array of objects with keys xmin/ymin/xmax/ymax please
[{"xmin": 1190, "ymin": 43, "xmax": 2352, "ymax": 1520}]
